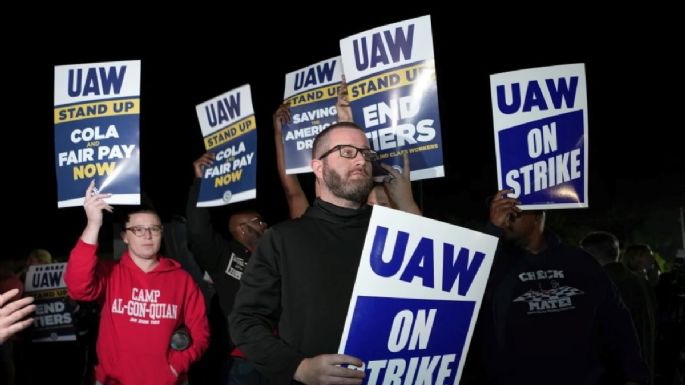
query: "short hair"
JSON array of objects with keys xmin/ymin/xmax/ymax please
[
  {"xmin": 580, "ymin": 231, "xmax": 619, "ymax": 263},
  {"xmin": 28, "ymin": 248, "xmax": 53, "ymax": 264},
  {"xmin": 622, "ymin": 244, "xmax": 653, "ymax": 265},
  {"xmin": 229, "ymin": 210, "xmax": 261, "ymax": 230},
  {"xmin": 125, "ymin": 209, "xmax": 160, "ymax": 225},
  {"xmin": 229, "ymin": 209, "xmax": 260, "ymax": 219},
  {"xmin": 312, "ymin": 122, "xmax": 365, "ymax": 159}
]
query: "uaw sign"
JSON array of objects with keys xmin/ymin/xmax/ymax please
[
  {"xmin": 54, "ymin": 59, "xmax": 141, "ymax": 208},
  {"xmin": 339, "ymin": 206, "xmax": 498, "ymax": 384},
  {"xmin": 195, "ymin": 84, "xmax": 257, "ymax": 207},
  {"xmin": 282, "ymin": 56, "xmax": 342, "ymax": 174},
  {"xmin": 24, "ymin": 263, "xmax": 77, "ymax": 342},
  {"xmin": 490, "ymin": 63, "xmax": 588, "ymax": 209},
  {"xmin": 340, "ymin": 15, "xmax": 444, "ymax": 181}
]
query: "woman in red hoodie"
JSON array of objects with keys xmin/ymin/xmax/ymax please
[{"xmin": 66, "ymin": 181, "xmax": 209, "ymax": 385}]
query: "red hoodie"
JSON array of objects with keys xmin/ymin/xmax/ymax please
[{"xmin": 65, "ymin": 239, "xmax": 209, "ymax": 385}]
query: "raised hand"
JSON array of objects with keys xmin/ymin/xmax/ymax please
[
  {"xmin": 273, "ymin": 102, "xmax": 292, "ymax": 135},
  {"xmin": 84, "ymin": 180, "xmax": 113, "ymax": 227},
  {"xmin": 273, "ymin": 102, "xmax": 310, "ymax": 218},
  {"xmin": 193, "ymin": 152, "xmax": 215, "ymax": 179},
  {"xmin": 336, "ymin": 75, "xmax": 352, "ymax": 123},
  {"xmin": 381, "ymin": 152, "xmax": 421, "ymax": 215},
  {"xmin": 489, "ymin": 189, "xmax": 521, "ymax": 229},
  {"xmin": 81, "ymin": 180, "xmax": 112, "ymax": 243}
]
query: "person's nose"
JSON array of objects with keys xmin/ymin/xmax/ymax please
[{"xmin": 352, "ymin": 150, "xmax": 367, "ymax": 166}]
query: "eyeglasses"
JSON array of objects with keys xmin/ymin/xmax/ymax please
[
  {"xmin": 239, "ymin": 217, "xmax": 267, "ymax": 227},
  {"xmin": 318, "ymin": 144, "xmax": 378, "ymax": 161},
  {"xmin": 126, "ymin": 225, "xmax": 164, "ymax": 237}
]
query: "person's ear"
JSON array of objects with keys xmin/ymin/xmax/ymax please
[
  {"xmin": 312, "ymin": 159, "xmax": 324, "ymax": 179},
  {"xmin": 121, "ymin": 231, "xmax": 128, "ymax": 244}
]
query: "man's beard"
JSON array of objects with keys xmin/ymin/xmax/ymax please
[{"xmin": 323, "ymin": 164, "xmax": 373, "ymax": 204}]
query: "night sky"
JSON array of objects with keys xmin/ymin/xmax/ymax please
[{"xmin": 4, "ymin": 8, "xmax": 683, "ymax": 261}]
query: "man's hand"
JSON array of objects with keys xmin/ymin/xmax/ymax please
[
  {"xmin": 489, "ymin": 189, "xmax": 521, "ymax": 229},
  {"xmin": 193, "ymin": 152, "xmax": 215, "ymax": 179},
  {"xmin": 294, "ymin": 354, "xmax": 365, "ymax": 385},
  {"xmin": 381, "ymin": 153, "xmax": 421, "ymax": 215},
  {"xmin": 336, "ymin": 75, "xmax": 352, "ymax": 123},
  {"xmin": 273, "ymin": 102, "xmax": 292, "ymax": 135}
]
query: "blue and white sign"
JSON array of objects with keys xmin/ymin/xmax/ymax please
[
  {"xmin": 54, "ymin": 60, "xmax": 141, "ymax": 208},
  {"xmin": 340, "ymin": 15, "xmax": 444, "ymax": 181},
  {"xmin": 24, "ymin": 263, "xmax": 77, "ymax": 342},
  {"xmin": 490, "ymin": 63, "xmax": 588, "ymax": 209},
  {"xmin": 283, "ymin": 57, "xmax": 342, "ymax": 174},
  {"xmin": 195, "ymin": 84, "xmax": 257, "ymax": 207},
  {"xmin": 339, "ymin": 206, "xmax": 498, "ymax": 385}
]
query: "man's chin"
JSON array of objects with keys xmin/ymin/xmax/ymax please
[
  {"xmin": 348, "ymin": 174, "xmax": 371, "ymax": 183},
  {"xmin": 347, "ymin": 181, "xmax": 372, "ymax": 194}
]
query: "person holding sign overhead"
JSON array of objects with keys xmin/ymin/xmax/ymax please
[
  {"xmin": 65, "ymin": 181, "xmax": 209, "ymax": 385},
  {"xmin": 230, "ymin": 122, "xmax": 420, "ymax": 385},
  {"xmin": 468, "ymin": 189, "xmax": 649, "ymax": 385},
  {"xmin": 187, "ymin": 152, "xmax": 270, "ymax": 385},
  {"xmin": 272, "ymin": 77, "xmax": 419, "ymax": 220}
]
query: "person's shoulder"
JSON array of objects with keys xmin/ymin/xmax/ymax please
[
  {"xmin": 168, "ymin": 264, "xmax": 203, "ymax": 289},
  {"xmin": 270, "ymin": 212, "xmax": 317, "ymax": 233},
  {"xmin": 156, "ymin": 256, "xmax": 189, "ymax": 276}
]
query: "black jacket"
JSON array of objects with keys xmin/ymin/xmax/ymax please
[
  {"xmin": 186, "ymin": 180, "xmax": 251, "ymax": 350},
  {"xmin": 229, "ymin": 199, "xmax": 372, "ymax": 385},
  {"xmin": 468, "ymin": 224, "xmax": 649, "ymax": 385}
]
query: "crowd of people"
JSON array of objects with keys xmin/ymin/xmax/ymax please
[{"xmin": 1, "ymin": 90, "xmax": 683, "ymax": 385}]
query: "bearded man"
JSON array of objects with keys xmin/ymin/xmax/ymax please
[{"xmin": 229, "ymin": 122, "xmax": 420, "ymax": 385}]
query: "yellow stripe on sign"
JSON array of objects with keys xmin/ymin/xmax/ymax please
[
  {"xmin": 33, "ymin": 288, "xmax": 68, "ymax": 300},
  {"xmin": 54, "ymin": 98, "xmax": 140, "ymax": 123},
  {"xmin": 347, "ymin": 63, "xmax": 436, "ymax": 102},
  {"xmin": 286, "ymin": 84, "xmax": 339, "ymax": 107},
  {"xmin": 204, "ymin": 115, "xmax": 257, "ymax": 150}
]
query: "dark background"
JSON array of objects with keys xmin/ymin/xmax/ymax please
[{"xmin": 3, "ymin": 7, "xmax": 683, "ymax": 263}]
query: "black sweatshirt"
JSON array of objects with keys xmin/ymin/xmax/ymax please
[
  {"xmin": 186, "ymin": 180, "xmax": 251, "ymax": 350},
  {"xmin": 229, "ymin": 199, "xmax": 372, "ymax": 385},
  {"xmin": 470, "ymin": 224, "xmax": 649, "ymax": 385}
]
